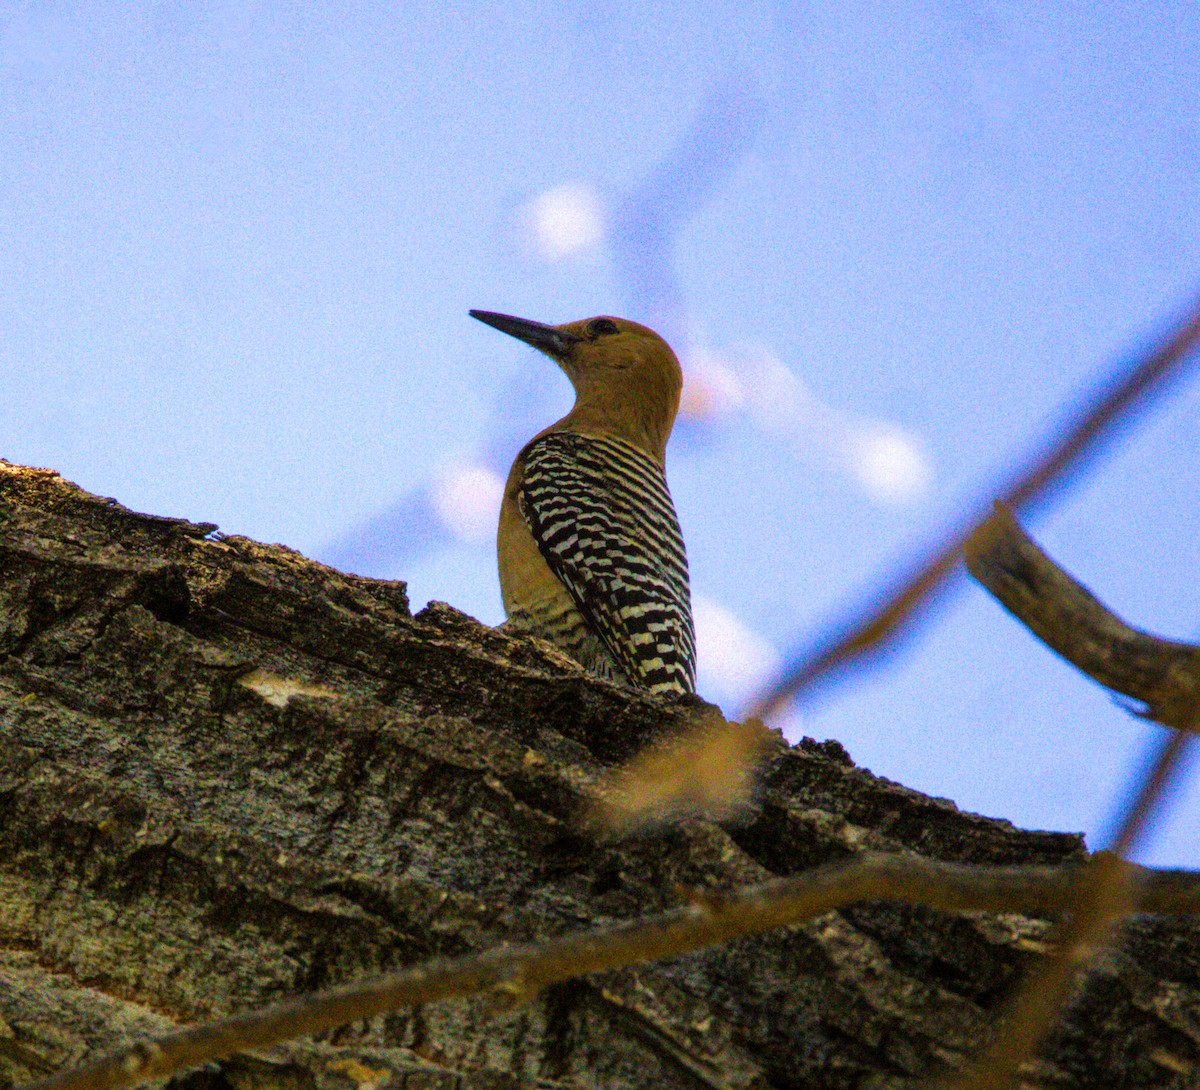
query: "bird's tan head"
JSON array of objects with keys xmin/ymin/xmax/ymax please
[{"xmin": 470, "ymin": 310, "xmax": 683, "ymax": 461}]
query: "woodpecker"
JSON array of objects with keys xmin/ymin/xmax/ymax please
[{"xmin": 471, "ymin": 309, "xmax": 697, "ymax": 697}]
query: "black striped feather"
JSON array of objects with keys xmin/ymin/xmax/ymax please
[{"xmin": 518, "ymin": 431, "xmax": 696, "ymax": 695}]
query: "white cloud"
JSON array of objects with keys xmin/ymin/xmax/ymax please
[
  {"xmin": 693, "ymin": 595, "xmax": 780, "ymax": 702},
  {"xmin": 846, "ymin": 425, "xmax": 932, "ymax": 505},
  {"xmin": 431, "ymin": 463, "xmax": 505, "ymax": 545},
  {"xmin": 516, "ymin": 182, "xmax": 607, "ymax": 262},
  {"xmin": 682, "ymin": 342, "xmax": 934, "ymax": 506},
  {"xmin": 679, "ymin": 345, "xmax": 746, "ymax": 420}
]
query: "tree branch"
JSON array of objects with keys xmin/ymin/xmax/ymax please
[
  {"xmin": 28, "ymin": 852, "xmax": 1200, "ymax": 1090},
  {"xmin": 946, "ymin": 508, "xmax": 1199, "ymax": 1089},
  {"xmin": 964, "ymin": 503, "xmax": 1200, "ymax": 731}
]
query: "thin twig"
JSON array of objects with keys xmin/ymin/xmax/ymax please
[
  {"xmin": 28, "ymin": 853, "xmax": 1200, "ymax": 1090},
  {"xmin": 749, "ymin": 289, "xmax": 1200, "ymax": 721}
]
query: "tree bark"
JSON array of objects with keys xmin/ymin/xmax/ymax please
[{"xmin": 1, "ymin": 460, "xmax": 1196, "ymax": 1089}]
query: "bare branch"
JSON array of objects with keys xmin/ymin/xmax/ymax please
[
  {"xmin": 965, "ymin": 504, "xmax": 1200, "ymax": 731},
  {"xmin": 28, "ymin": 852, "xmax": 1200, "ymax": 1090},
  {"xmin": 750, "ymin": 289, "xmax": 1200, "ymax": 721},
  {"xmin": 945, "ymin": 508, "xmax": 1198, "ymax": 1089}
]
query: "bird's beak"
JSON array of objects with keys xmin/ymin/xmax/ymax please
[{"xmin": 470, "ymin": 310, "xmax": 577, "ymax": 358}]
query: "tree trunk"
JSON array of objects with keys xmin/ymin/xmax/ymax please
[{"xmin": 1, "ymin": 460, "xmax": 1196, "ymax": 1089}]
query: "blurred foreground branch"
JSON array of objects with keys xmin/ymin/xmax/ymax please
[
  {"xmin": 589, "ymin": 712, "xmax": 775, "ymax": 832},
  {"xmin": 751, "ymin": 288, "xmax": 1200, "ymax": 721},
  {"xmin": 946, "ymin": 507, "xmax": 1199, "ymax": 1089},
  {"xmin": 30, "ymin": 853, "xmax": 1200, "ymax": 1090}
]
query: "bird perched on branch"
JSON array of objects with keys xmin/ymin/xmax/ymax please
[{"xmin": 470, "ymin": 310, "xmax": 697, "ymax": 696}]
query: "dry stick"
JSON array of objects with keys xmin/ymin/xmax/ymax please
[
  {"xmin": 27, "ymin": 854, "xmax": 1200, "ymax": 1090},
  {"xmin": 748, "ymin": 289, "xmax": 1200, "ymax": 722},
  {"xmin": 941, "ymin": 509, "xmax": 1200, "ymax": 1090}
]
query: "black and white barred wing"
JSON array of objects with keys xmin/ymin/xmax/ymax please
[{"xmin": 518, "ymin": 432, "xmax": 697, "ymax": 695}]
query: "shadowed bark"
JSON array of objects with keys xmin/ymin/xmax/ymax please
[{"xmin": 2, "ymin": 461, "xmax": 1198, "ymax": 1089}]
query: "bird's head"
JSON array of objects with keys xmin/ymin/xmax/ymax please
[{"xmin": 470, "ymin": 310, "xmax": 683, "ymax": 461}]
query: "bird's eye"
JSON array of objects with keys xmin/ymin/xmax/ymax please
[{"xmin": 588, "ymin": 318, "xmax": 619, "ymax": 337}]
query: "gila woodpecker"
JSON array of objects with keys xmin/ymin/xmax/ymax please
[{"xmin": 470, "ymin": 309, "xmax": 697, "ymax": 696}]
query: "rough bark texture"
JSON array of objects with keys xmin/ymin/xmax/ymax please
[{"xmin": 1, "ymin": 460, "xmax": 1197, "ymax": 1090}]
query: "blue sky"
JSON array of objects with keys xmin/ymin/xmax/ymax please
[{"xmin": 3, "ymin": 2, "xmax": 1199, "ymax": 864}]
